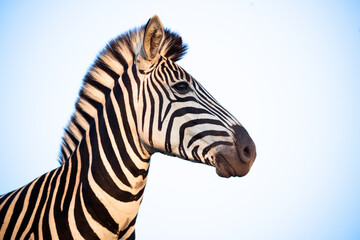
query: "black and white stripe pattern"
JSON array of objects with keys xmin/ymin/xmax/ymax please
[{"xmin": 0, "ymin": 15, "xmax": 256, "ymax": 239}]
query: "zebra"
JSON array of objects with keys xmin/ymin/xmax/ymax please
[{"xmin": 0, "ymin": 15, "xmax": 256, "ymax": 239}]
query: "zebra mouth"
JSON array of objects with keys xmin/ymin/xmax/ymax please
[
  {"xmin": 214, "ymin": 153, "xmax": 253, "ymax": 178},
  {"xmin": 214, "ymin": 154, "xmax": 237, "ymax": 178}
]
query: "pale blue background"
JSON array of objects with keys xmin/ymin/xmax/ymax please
[{"xmin": 1, "ymin": 1, "xmax": 359, "ymax": 239}]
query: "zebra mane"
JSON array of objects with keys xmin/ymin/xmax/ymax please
[{"xmin": 58, "ymin": 26, "xmax": 188, "ymax": 164}]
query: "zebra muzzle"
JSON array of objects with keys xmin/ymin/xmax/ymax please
[{"xmin": 214, "ymin": 125, "xmax": 256, "ymax": 178}]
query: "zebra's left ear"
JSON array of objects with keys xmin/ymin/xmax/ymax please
[{"xmin": 143, "ymin": 15, "xmax": 164, "ymax": 60}]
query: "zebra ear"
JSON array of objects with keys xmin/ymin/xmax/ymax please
[{"xmin": 143, "ymin": 15, "xmax": 164, "ymax": 60}]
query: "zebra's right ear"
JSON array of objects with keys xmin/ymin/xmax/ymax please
[{"xmin": 143, "ymin": 15, "xmax": 164, "ymax": 60}]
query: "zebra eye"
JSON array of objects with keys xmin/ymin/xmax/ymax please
[{"xmin": 172, "ymin": 82, "xmax": 190, "ymax": 94}]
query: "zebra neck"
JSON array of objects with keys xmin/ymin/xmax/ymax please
[
  {"xmin": 66, "ymin": 77, "xmax": 151, "ymax": 234},
  {"xmin": 58, "ymin": 28, "xmax": 147, "ymax": 164},
  {"xmin": 76, "ymin": 66, "xmax": 151, "ymax": 189}
]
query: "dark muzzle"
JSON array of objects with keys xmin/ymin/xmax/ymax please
[{"xmin": 215, "ymin": 125, "xmax": 256, "ymax": 178}]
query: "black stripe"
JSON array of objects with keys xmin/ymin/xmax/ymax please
[
  {"xmin": 112, "ymin": 83, "xmax": 148, "ymax": 176},
  {"xmin": 25, "ymin": 170, "xmax": 55, "ymax": 238},
  {"xmin": 141, "ymin": 81, "xmax": 147, "ymax": 132},
  {"xmin": 179, "ymin": 145, "xmax": 188, "ymax": 159},
  {"xmin": 121, "ymin": 73, "xmax": 137, "ymax": 128},
  {"xmin": 191, "ymin": 146, "xmax": 201, "ymax": 162},
  {"xmin": 77, "ymin": 138, "xmax": 118, "ymax": 234},
  {"xmin": 178, "ymin": 119, "xmax": 225, "ymax": 156},
  {"xmin": 53, "ymin": 160, "xmax": 74, "ymax": 240},
  {"xmin": 74, "ymin": 188, "xmax": 99, "ymax": 240},
  {"xmin": 204, "ymin": 156, "xmax": 211, "ymax": 165},
  {"xmin": 63, "ymin": 150, "xmax": 79, "ymax": 212},
  {"xmin": 65, "ymin": 129, "xmax": 79, "ymax": 147},
  {"xmin": 167, "ymin": 59, "xmax": 177, "ymax": 72},
  {"xmin": 63, "ymin": 140, "xmax": 72, "ymax": 156},
  {"xmin": 86, "ymin": 75, "xmax": 112, "ymax": 95},
  {"xmin": 0, "ymin": 190, "xmax": 15, "ymax": 202},
  {"xmin": 195, "ymin": 82, "xmax": 234, "ymax": 123},
  {"xmin": 152, "ymin": 74, "xmax": 173, "ymax": 130},
  {"xmin": 108, "ymin": 41, "xmax": 129, "ymax": 71},
  {"xmin": 2, "ymin": 185, "xmax": 30, "ymax": 239},
  {"xmin": 96, "ymin": 59, "xmax": 120, "ymax": 81},
  {"xmin": 172, "ymin": 95, "xmax": 198, "ymax": 102},
  {"xmin": 89, "ymin": 121, "xmax": 144, "ymax": 202},
  {"xmin": 132, "ymin": 63, "xmax": 140, "ymax": 88},
  {"xmin": 146, "ymin": 81, "xmax": 155, "ymax": 147},
  {"xmin": 15, "ymin": 174, "xmax": 47, "ymax": 239},
  {"xmin": 160, "ymin": 101, "xmax": 172, "ymax": 129},
  {"xmin": 178, "ymin": 65, "xmax": 185, "ymax": 80},
  {"xmin": 77, "ymin": 106, "xmax": 93, "ymax": 124},
  {"xmin": 80, "ymin": 91, "xmax": 101, "ymax": 110},
  {"xmin": 165, "ymin": 108, "xmax": 210, "ymax": 153},
  {"xmin": 121, "ymin": 72, "xmax": 148, "ymax": 162},
  {"xmin": 159, "ymin": 62, "xmax": 170, "ymax": 83},
  {"xmin": 60, "ymin": 148, "xmax": 68, "ymax": 161},
  {"xmin": 166, "ymin": 60, "xmax": 179, "ymax": 80},
  {"xmin": 163, "ymin": 67, "xmax": 176, "ymax": 83},
  {"xmin": 187, "ymin": 130, "xmax": 230, "ymax": 148},
  {"xmin": 99, "ymin": 100, "xmax": 131, "ymax": 187},
  {"xmin": 125, "ymin": 231, "xmax": 136, "ymax": 240},
  {"xmin": 149, "ymin": 77, "xmax": 164, "ymax": 132},
  {"xmin": 82, "ymin": 179, "xmax": 119, "ymax": 234},
  {"xmin": 42, "ymin": 168, "xmax": 62, "ymax": 239},
  {"xmin": 72, "ymin": 117, "xmax": 86, "ymax": 135},
  {"xmin": 183, "ymin": 68, "xmax": 191, "ymax": 82},
  {"xmin": 196, "ymin": 98, "xmax": 230, "ymax": 127},
  {"xmin": 202, "ymin": 141, "xmax": 233, "ymax": 157},
  {"xmin": 118, "ymin": 215, "xmax": 137, "ymax": 239}
]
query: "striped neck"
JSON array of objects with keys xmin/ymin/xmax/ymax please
[
  {"xmin": 59, "ymin": 28, "xmax": 148, "ymax": 163},
  {"xmin": 63, "ymin": 64, "xmax": 152, "ymax": 238}
]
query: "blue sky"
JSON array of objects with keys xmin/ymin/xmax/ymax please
[{"xmin": 0, "ymin": 1, "xmax": 360, "ymax": 239}]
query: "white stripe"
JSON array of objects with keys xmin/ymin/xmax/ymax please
[
  {"xmin": 49, "ymin": 165, "xmax": 66, "ymax": 240},
  {"xmin": 19, "ymin": 172, "xmax": 51, "ymax": 240},
  {"xmin": 0, "ymin": 188, "xmax": 24, "ymax": 239},
  {"xmin": 79, "ymin": 184, "xmax": 116, "ymax": 239},
  {"xmin": 86, "ymin": 131, "xmax": 142, "ymax": 226},
  {"xmin": 10, "ymin": 178, "xmax": 39, "ymax": 239},
  {"xmin": 60, "ymin": 159, "xmax": 72, "ymax": 212},
  {"xmin": 68, "ymin": 150, "xmax": 84, "ymax": 240},
  {"xmin": 116, "ymin": 78, "xmax": 150, "ymax": 170},
  {"xmin": 91, "ymin": 68, "xmax": 115, "ymax": 89},
  {"xmin": 38, "ymin": 170, "xmax": 58, "ymax": 239},
  {"xmin": 94, "ymin": 110, "xmax": 135, "ymax": 193}
]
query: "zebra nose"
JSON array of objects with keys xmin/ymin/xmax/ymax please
[{"xmin": 232, "ymin": 125, "xmax": 256, "ymax": 164}]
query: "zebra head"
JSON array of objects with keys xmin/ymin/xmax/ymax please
[{"xmin": 136, "ymin": 15, "xmax": 256, "ymax": 178}]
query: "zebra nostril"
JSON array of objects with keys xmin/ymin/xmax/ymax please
[
  {"xmin": 243, "ymin": 146, "xmax": 251, "ymax": 158},
  {"xmin": 231, "ymin": 125, "xmax": 256, "ymax": 164},
  {"xmin": 238, "ymin": 143, "xmax": 256, "ymax": 164}
]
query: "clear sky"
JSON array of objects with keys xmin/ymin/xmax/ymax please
[{"xmin": 0, "ymin": 1, "xmax": 359, "ymax": 239}]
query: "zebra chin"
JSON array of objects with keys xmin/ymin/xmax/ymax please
[{"xmin": 214, "ymin": 125, "xmax": 256, "ymax": 178}]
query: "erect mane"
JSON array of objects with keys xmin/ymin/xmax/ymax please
[{"xmin": 58, "ymin": 25, "xmax": 188, "ymax": 164}]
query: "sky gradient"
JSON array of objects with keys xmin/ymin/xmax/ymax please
[{"xmin": 0, "ymin": 1, "xmax": 359, "ymax": 239}]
